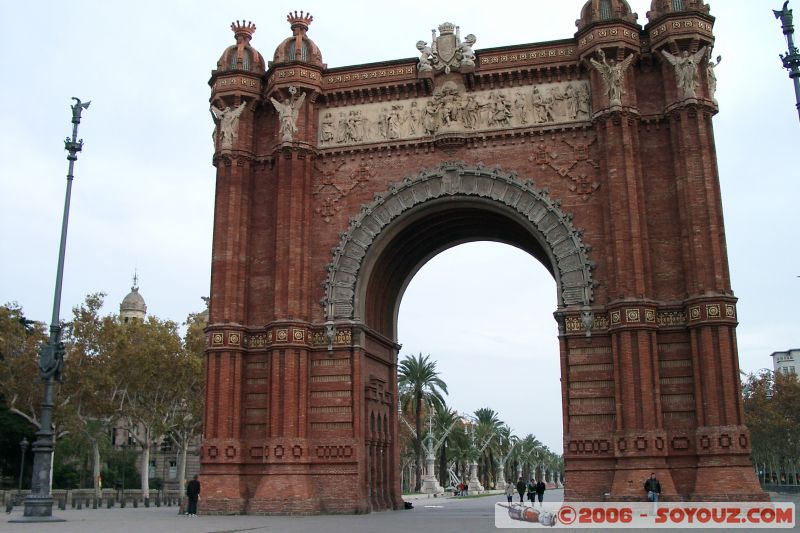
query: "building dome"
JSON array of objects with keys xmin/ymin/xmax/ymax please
[
  {"xmin": 647, "ymin": 0, "xmax": 710, "ymax": 22},
  {"xmin": 216, "ymin": 20, "xmax": 266, "ymax": 73},
  {"xmin": 120, "ymin": 279, "xmax": 147, "ymax": 323},
  {"xmin": 271, "ymin": 11, "xmax": 324, "ymax": 67},
  {"xmin": 577, "ymin": 0, "xmax": 638, "ymax": 30}
]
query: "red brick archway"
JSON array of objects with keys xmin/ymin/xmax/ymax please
[{"xmin": 201, "ymin": 2, "xmax": 763, "ymax": 513}]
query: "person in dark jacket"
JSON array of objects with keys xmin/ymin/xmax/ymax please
[
  {"xmin": 515, "ymin": 477, "xmax": 526, "ymax": 503},
  {"xmin": 526, "ymin": 478, "xmax": 536, "ymax": 503},
  {"xmin": 643, "ymin": 473, "xmax": 661, "ymax": 503},
  {"xmin": 535, "ymin": 479, "xmax": 546, "ymax": 507},
  {"xmin": 186, "ymin": 475, "xmax": 201, "ymax": 516}
]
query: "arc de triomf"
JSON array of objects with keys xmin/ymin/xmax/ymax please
[{"xmin": 202, "ymin": 0, "xmax": 762, "ymax": 513}]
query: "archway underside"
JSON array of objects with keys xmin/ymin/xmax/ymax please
[{"xmin": 362, "ymin": 201, "xmax": 553, "ymax": 338}]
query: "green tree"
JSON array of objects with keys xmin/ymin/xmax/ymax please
[
  {"xmin": 474, "ymin": 407, "xmax": 502, "ymax": 488},
  {"xmin": 60, "ymin": 293, "xmax": 120, "ymax": 496},
  {"xmin": 433, "ymin": 403, "xmax": 460, "ymax": 488},
  {"xmin": 111, "ymin": 316, "xmax": 184, "ymax": 500},
  {"xmin": 398, "ymin": 353, "xmax": 448, "ymax": 492},
  {"xmin": 168, "ymin": 307, "xmax": 206, "ymax": 494},
  {"xmin": 743, "ymin": 370, "xmax": 800, "ymax": 484},
  {"xmin": 0, "ymin": 303, "xmax": 53, "ymax": 431}
]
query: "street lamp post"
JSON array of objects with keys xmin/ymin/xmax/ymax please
[
  {"xmin": 774, "ymin": 1, "xmax": 800, "ymax": 121},
  {"xmin": 13, "ymin": 98, "xmax": 90, "ymax": 523},
  {"xmin": 17, "ymin": 438, "xmax": 29, "ymax": 504}
]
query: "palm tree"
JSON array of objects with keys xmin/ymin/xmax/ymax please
[
  {"xmin": 494, "ymin": 424, "xmax": 518, "ymax": 487},
  {"xmin": 474, "ymin": 407, "xmax": 503, "ymax": 488},
  {"xmin": 433, "ymin": 402, "xmax": 460, "ymax": 487},
  {"xmin": 398, "ymin": 353, "xmax": 448, "ymax": 492},
  {"xmin": 520, "ymin": 434, "xmax": 544, "ymax": 481}
]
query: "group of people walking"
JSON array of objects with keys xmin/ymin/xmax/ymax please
[{"xmin": 507, "ymin": 477, "xmax": 546, "ymax": 506}]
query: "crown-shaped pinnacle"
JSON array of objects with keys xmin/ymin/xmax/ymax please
[
  {"xmin": 287, "ymin": 10, "xmax": 313, "ymax": 31},
  {"xmin": 231, "ymin": 20, "xmax": 257, "ymax": 40},
  {"xmin": 438, "ymin": 21, "xmax": 456, "ymax": 34}
]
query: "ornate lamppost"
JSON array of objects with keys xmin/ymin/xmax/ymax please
[
  {"xmin": 12, "ymin": 98, "xmax": 90, "ymax": 523},
  {"xmin": 775, "ymin": 1, "xmax": 800, "ymax": 121}
]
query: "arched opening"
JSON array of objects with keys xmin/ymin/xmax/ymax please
[
  {"xmin": 359, "ymin": 199, "xmax": 556, "ymax": 339},
  {"xmin": 397, "ymin": 241, "xmax": 563, "ymax": 488},
  {"xmin": 323, "ymin": 163, "xmax": 596, "ymax": 506}
]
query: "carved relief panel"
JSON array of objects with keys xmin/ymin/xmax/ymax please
[{"xmin": 318, "ymin": 80, "xmax": 592, "ymax": 148}]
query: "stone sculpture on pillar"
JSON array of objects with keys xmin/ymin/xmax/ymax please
[
  {"xmin": 661, "ymin": 47, "xmax": 708, "ymax": 100},
  {"xmin": 589, "ymin": 49, "xmax": 635, "ymax": 107},
  {"xmin": 210, "ymin": 101, "xmax": 248, "ymax": 149},
  {"xmin": 416, "ymin": 41, "xmax": 433, "ymax": 72},
  {"xmin": 707, "ymin": 51, "xmax": 722, "ymax": 103},
  {"xmin": 270, "ymin": 86, "xmax": 306, "ymax": 142}
]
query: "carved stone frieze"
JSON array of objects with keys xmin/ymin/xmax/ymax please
[
  {"xmin": 322, "ymin": 162, "xmax": 596, "ymax": 320},
  {"xmin": 317, "ymin": 80, "xmax": 591, "ymax": 148}
]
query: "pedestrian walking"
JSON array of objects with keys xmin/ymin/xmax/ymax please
[
  {"xmin": 515, "ymin": 477, "xmax": 526, "ymax": 503},
  {"xmin": 526, "ymin": 478, "xmax": 536, "ymax": 504},
  {"xmin": 535, "ymin": 478, "xmax": 546, "ymax": 508},
  {"xmin": 186, "ymin": 475, "xmax": 201, "ymax": 516},
  {"xmin": 504, "ymin": 481, "xmax": 515, "ymax": 503}
]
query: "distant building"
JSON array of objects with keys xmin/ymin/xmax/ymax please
[
  {"xmin": 770, "ymin": 349, "xmax": 799, "ymax": 377},
  {"xmin": 119, "ymin": 274, "xmax": 147, "ymax": 323}
]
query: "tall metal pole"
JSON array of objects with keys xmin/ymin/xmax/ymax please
[
  {"xmin": 13, "ymin": 98, "xmax": 90, "ymax": 522},
  {"xmin": 17, "ymin": 438, "xmax": 29, "ymax": 504},
  {"xmin": 775, "ymin": 1, "xmax": 800, "ymax": 121}
]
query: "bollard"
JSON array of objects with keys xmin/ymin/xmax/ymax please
[
  {"xmin": 77, "ymin": 498, "xmax": 83, "ymax": 510},
  {"xmin": 107, "ymin": 497, "xmax": 113, "ymax": 508},
  {"xmin": 155, "ymin": 494, "xmax": 161, "ymax": 507},
  {"xmin": 121, "ymin": 496, "xmax": 126, "ymax": 509},
  {"xmin": 58, "ymin": 498, "xmax": 66, "ymax": 511},
  {"xmin": 71, "ymin": 496, "xmax": 76, "ymax": 508},
  {"xmin": 133, "ymin": 498, "xmax": 138, "ymax": 508},
  {"xmin": 144, "ymin": 497, "xmax": 149, "ymax": 508},
  {"xmin": 93, "ymin": 497, "xmax": 98, "ymax": 509}
]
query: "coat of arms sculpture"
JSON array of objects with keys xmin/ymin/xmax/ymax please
[{"xmin": 416, "ymin": 22, "xmax": 476, "ymax": 75}]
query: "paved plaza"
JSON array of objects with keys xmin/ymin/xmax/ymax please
[
  {"xmin": 4, "ymin": 490, "xmax": 798, "ymax": 532},
  {"xmin": 2, "ymin": 490, "xmax": 548, "ymax": 533}
]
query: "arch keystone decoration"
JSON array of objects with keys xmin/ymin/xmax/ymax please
[{"xmin": 322, "ymin": 162, "xmax": 596, "ymax": 322}]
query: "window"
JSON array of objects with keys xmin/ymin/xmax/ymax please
[
  {"xmin": 289, "ymin": 40, "xmax": 309, "ymax": 62},
  {"xmin": 169, "ymin": 460, "xmax": 177, "ymax": 480},
  {"xmin": 148, "ymin": 460, "xmax": 156, "ymax": 478},
  {"xmin": 672, "ymin": 0, "xmax": 684, "ymax": 10},
  {"xmin": 600, "ymin": 0, "xmax": 612, "ymax": 19},
  {"xmin": 243, "ymin": 49, "xmax": 252, "ymax": 71}
]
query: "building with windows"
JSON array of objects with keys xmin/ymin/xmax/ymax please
[{"xmin": 771, "ymin": 349, "xmax": 799, "ymax": 377}]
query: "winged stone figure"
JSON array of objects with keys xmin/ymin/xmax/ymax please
[
  {"xmin": 661, "ymin": 47, "xmax": 708, "ymax": 99},
  {"xmin": 589, "ymin": 49, "xmax": 635, "ymax": 107},
  {"xmin": 210, "ymin": 101, "xmax": 248, "ymax": 149},
  {"xmin": 707, "ymin": 51, "xmax": 722, "ymax": 103},
  {"xmin": 270, "ymin": 88, "xmax": 306, "ymax": 142}
]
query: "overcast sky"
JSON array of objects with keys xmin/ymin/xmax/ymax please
[{"xmin": 1, "ymin": 1, "xmax": 797, "ymax": 453}]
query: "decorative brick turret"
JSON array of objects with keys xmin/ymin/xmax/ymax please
[{"xmin": 271, "ymin": 10, "xmax": 324, "ymax": 68}]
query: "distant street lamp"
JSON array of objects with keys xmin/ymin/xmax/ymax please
[
  {"xmin": 17, "ymin": 438, "xmax": 29, "ymax": 503},
  {"xmin": 774, "ymin": 1, "xmax": 800, "ymax": 121},
  {"xmin": 13, "ymin": 98, "xmax": 90, "ymax": 523}
]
